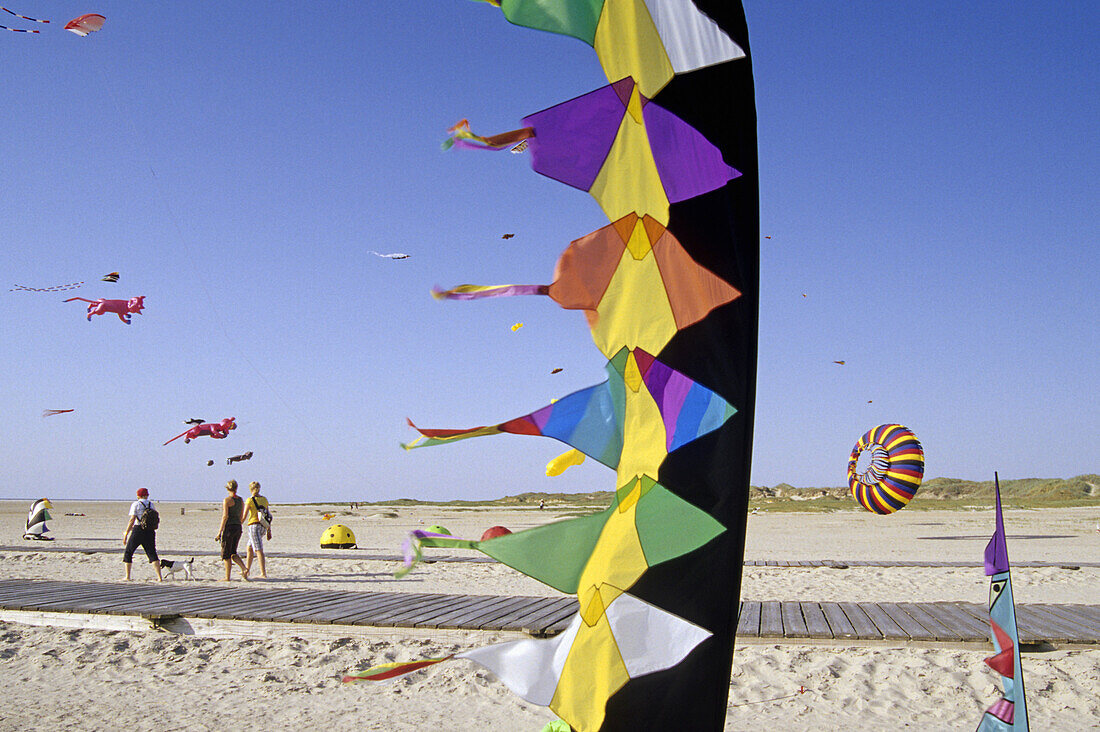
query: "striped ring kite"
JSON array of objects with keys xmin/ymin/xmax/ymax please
[{"xmin": 847, "ymin": 423, "xmax": 924, "ymax": 514}]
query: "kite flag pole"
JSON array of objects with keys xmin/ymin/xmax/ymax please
[
  {"xmin": 393, "ymin": 1, "xmax": 759, "ymax": 729},
  {"xmin": 976, "ymin": 472, "xmax": 1028, "ymax": 731}
]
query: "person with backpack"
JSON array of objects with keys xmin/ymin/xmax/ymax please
[
  {"xmin": 216, "ymin": 480, "xmax": 249, "ymax": 581},
  {"xmin": 122, "ymin": 487, "xmax": 163, "ymax": 581},
  {"xmin": 242, "ymin": 481, "xmax": 272, "ymax": 579}
]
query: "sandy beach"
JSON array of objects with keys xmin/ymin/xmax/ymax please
[{"xmin": 1, "ymin": 499, "xmax": 1097, "ymax": 729}]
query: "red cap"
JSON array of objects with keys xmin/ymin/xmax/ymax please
[{"xmin": 136, "ymin": 488, "xmax": 149, "ymax": 498}]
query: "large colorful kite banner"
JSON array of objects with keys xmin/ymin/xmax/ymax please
[{"xmin": 372, "ymin": 2, "xmax": 759, "ymax": 729}]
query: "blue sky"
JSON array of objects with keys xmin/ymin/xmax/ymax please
[{"xmin": 2, "ymin": 2, "xmax": 1096, "ymax": 502}]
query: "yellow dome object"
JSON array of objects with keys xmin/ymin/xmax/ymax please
[{"xmin": 320, "ymin": 524, "xmax": 356, "ymax": 549}]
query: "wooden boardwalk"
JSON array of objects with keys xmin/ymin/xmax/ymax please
[
  {"xmin": 0, "ymin": 579, "xmax": 1096, "ymax": 644},
  {"xmin": 1, "ymin": 546, "xmax": 1096, "ymax": 569}
]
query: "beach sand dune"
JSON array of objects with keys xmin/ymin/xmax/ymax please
[
  {"xmin": 1, "ymin": 500, "xmax": 1097, "ymax": 728},
  {"xmin": 1, "ymin": 623, "xmax": 1096, "ymax": 731}
]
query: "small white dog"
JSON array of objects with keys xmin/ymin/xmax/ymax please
[{"xmin": 159, "ymin": 557, "xmax": 195, "ymax": 580}]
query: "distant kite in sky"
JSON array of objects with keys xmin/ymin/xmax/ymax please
[
  {"xmin": 0, "ymin": 5, "xmax": 44, "ymax": 31},
  {"xmin": 11, "ymin": 270, "xmax": 114, "ymax": 291},
  {"xmin": 42, "ymin": 409, "xmax": 74, "ymax": 418},
  {"xmin": 163, "ymin": 417, "xmax": 236, "ymax": 445},
  {"xmin": 369, "ymin": 251, "xmax": 410, "ymax": 260},
  {"xmin": 833, "ymin": 360, "xmax": 846, "ymax": 365},
  {"xmin": 10, "ymin": 281, "xmax": 84, "ymax": 292},
  {"xmin": 65, "ymin": 296, "xmax": 145, "ymax": 324},
  {"xmin": 764, "ymin": 235, "xmax": 772, "ymax": 239},
  {"xmin": 1, "ymin": 9, "xmax": 103, "ymax": 35},
  {"xmin": 184, "ymin": 418, "xmax": 204, "ymax": 425},
  {"xmin": 206, "ymin": 460, "xmax": 214, "ymax": 467},
  {"xmin": 226, "ymin": 451, "xmax": 253, "ymax": 465},
  {"xmin": 550, "ymin": 367, "xmax": 562, "ymax": 374},
  {"xmin": 64, "ymin": 13, "xmax": 104, "ymax": 36},
  {"xmin": 510, "ymin": 322, "xmax": 524, "ymax": 331},
  {"xmin": 501, "ymin": 233, "xmax": 515, "ymax": 239}
]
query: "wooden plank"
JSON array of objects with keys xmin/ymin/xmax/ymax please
[
  {"xmin": 1, "ymin": 577, "xmax": 1097, "ymax": 643},
  {"xmin": 364, "ymin": 594, "xmax": 465, "ymax": 626},
  {"xmin": 801, "ymin": 602, "xmax": 834, "ymax": 639},
  {"xmin": 933, "ymin": 603, "xmax": 995, "ymax": 640},
  {"xmin": 244, "ymin": 590, "xmax": 352, "ymax": 617},
  {"xmin": 0, "ymin": 584, "xmax": 133, "ymax": 610},
  {"xmin": 514, "ymin": 598, "xmax": 580, "ymax": 634},
  {"xmin": 164, "ymin": 592, "xmax": 304, "ymax": 619},
  {"xmin": 758, "ymin": 601, "xmax": 782, "ymax": 637},
  {"xmin": 1, "ymin": 580, "xmax": 132, "ymax": 598},
  {"xmin": 60, "ymin": 593, "xmax": 167, "ymax": 615},
  {"xmin": 333, "ymin": 593, "xmax": 435, "ymax": 624},
  {"xmin": 876, "ymin": 603, "xmax": 936, "ymax": 640},
  {"xmin": 1043, "ymin": 604, "xmax": 1100, "ymax": 632},
  {"xmin": 736, "ymin": 601, "xmax": 760, "ymax": 637},
  {"xmin": 0, "ymin": 582, "xmax": 61, "ymax": 600},
  {"xmin": 80, "ymin": 586, "xmax": 208, "ymax": 615},
  {"xmin": 485, "ymin": 596, "xmax": 559, "ymax": 629},
  {"xmin": 24, "ymin": 585, "xmax": 151, "ymax": 612},
  {"xmin": 819, "ymin": 602, "xmax": 857, "ymax": 639},
  {"xmin": 855, "ymin": 602, "xmax": 907, "ymax": 640},
  {"xmin": 897, "ymin": 602, "xmax": 965, "ymax": 641},
  {"xmin": 1029, "ymin": 605, "xmax": 1095, "ymax": 642},
  {"xmin": 780, "ymin": 602, "xmax": 808, "ymax": 638},
  {"xmin": 1036, "ymin": 604, "xmax": 1100, "ymax": 637},
  {"xmin": 423, "ymin": 596, "xmax": 526, "ymax": 629},
  {"xmin": 501, "ymin": 598, "xmax": 576, "ymax": 633},
  {"xmin": 531, "ymin": 602, "xmax": 584, "ymax": 636},
  {"xmin": 304, "ymin": 592, "xmax": 414, "ymax": 624},
  {"xmin": 257, "ymin": 593, "xmax": 355, "ymax": 621},
  {"xmin": 149, "ymin": 592, "xmax": 268, "ymax": 618},
  {"xmin": 484, "ymin": 597, "xmax": 561, "ymax": 631},
  {"xmin": 456, "ymin": 596, "xmax": 541, "ymax": 630},
  {"xmin": 365, "ymin": 594, "xmax": 461, "ymax": 626},
  {"xmin": 1016, "ymin": 605, "xmax": 1091, "ymax": 643},
  {"xmin": 384, "ymin": 594, "xmax": 491, "ymax": 628},
  {"xmin": 285, "ymin": 594, "xmax": 395, "ymax": 624},
  {"xmin": 414, "ymin": 596, "xmax": 503, "ymax": 628}
]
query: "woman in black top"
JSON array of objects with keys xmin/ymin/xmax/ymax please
[{"xmin": 216, "ymin": 480, "xmax": 249, "ymax": 581}]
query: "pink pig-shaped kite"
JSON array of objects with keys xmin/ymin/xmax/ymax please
[
  {"xmin": 65, "ymin": 296, "xmax": 145, "ymax": 324},
  {"xmin": 163, "ymin": 417, "xmax": 236, "ymax": 446}
]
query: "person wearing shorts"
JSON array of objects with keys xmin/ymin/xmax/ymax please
[
  {"xmin": 216, "ymin": 480, "xmax": 248, "ymax": 581},
  {"xmin": 123, "ymin": 488, "xmax": 163, "ymax": 581},
  {"xmin": 243, "ymin": 481, "xmax": 272, "ymax": 579}
]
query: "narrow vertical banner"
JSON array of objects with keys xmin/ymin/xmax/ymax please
[
  {"xmin": 598, "ymin": 2, "xmax": 758, "ymax": 728},
  {"xmin": 406, "ymin": 1, "xmax": 759, "ymax": 729},
  {"xmin": 977, "ymin": 473, "xmax": 1029, "ymax": 731}
]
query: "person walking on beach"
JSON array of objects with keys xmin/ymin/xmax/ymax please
[
  {"xmin": 242, "ymin": 481, "xmax": 272, "ymax": 579},
  {"xmin": 123, "ymin": 488, "xmax": 163, "ymax": 581},
  {"xmin": 216, "ymin": 480, "xmax": 249, "ymax": 581}
]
